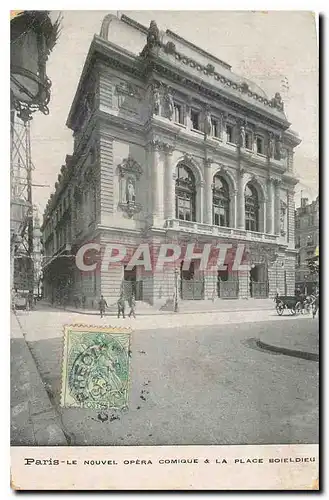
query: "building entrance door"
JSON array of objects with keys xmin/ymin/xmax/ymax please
[
  {"xmin": 123, "ymin": 266, "xmax": 143, "ymax": 300},
  {"xmin": 250, "ymin": 264, "xmax": 268, "ymax": 298},
  {"xmin": 180, "ymin": 261, "xmax": 204, "ymax": 300},
  {"xmin": 217, "ymin": 270, "xmax": 239, "ymax": 298}
]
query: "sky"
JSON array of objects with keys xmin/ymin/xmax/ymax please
[{"xmin": 28, "ymin": 10, "xmax": 318, "ymax": 216}]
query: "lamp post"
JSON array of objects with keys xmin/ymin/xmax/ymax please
[
  {"xmin": 10, "ymin": 11, "xmax": 60, "ymax": 295},
  {"xmin": 10, "ymin": 11, "xmax": 61, "ymax": 120},
  {"xmin": 174, "ymin": 267, "xmax": 179, "ymax": 313}
]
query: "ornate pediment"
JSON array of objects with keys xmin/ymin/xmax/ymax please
[{"xmin": 118, "ymin": 156, "xmax": 143, "ymax": 179}]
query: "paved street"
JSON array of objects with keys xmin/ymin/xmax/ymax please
[{"xmin": 11, "ymin": 303, "xmax": 319, "ymax": 447}]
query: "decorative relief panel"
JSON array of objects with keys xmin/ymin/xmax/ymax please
[
  {"xmin": 118, "ymin": 156, "xmax": 143, "ymax": 217},
  {"xmin": 114, "ymin": 80, "xmax": 142, "ymax": 116}
]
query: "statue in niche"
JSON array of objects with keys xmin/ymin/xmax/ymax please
[
  {"xmin": 239, "ymin": 126, "xmax": 245, "ymax": 147},
  {"xmin": 275, "ymin": 136, "xmax": 282, "ymax": 160},
  {"xmin": 126, "ymin": 177, "xmax": 136, "ymax": 204},
  {"xmin": 204, "ymin": 108, "xmax": 212, "ymax": 137},
  {"xmin": 268, "ymin": 134, "xmax": 275, "ymax": 158},
  {"xmin": 164, "ymin": 89, "xmax": 174, "ymax": 120},
  {"xmin": 153, "ymin": 87, "xmax": 161, "ymax": 115}
]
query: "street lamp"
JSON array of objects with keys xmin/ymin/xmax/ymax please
[
  {"xmin": 11, "ymin": 10, "xmax": 61, "ymax": 120},
  {"xmin": 174, "ymin": 267, "xmax": 179, "ymax": 313},
  {"xmin": 10, "ymin": 11, "xmax": 61, "ymax": 296}
]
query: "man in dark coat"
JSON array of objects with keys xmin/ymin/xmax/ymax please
[
  {"xmin": 128, "ymin": 294, "xmax": 136, "ymax": 318},
  {"xmin": 99, "ymin": 295, "xmax": 108, "ymax": 318},
  {"xmin": 117, "ymin": 294, "xmax": 126, "ymax": 319}
]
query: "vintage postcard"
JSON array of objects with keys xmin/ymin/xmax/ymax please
[{"xmin": 10, "ymin": 10, "xmax": 319, "ymax": 490}]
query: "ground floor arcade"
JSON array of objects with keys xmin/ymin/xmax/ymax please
[{"xmin": 42, "ymin": 230, "xmax": 296, "ymax": 308}]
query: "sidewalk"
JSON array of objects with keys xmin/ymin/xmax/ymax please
[
  {"xmin": 11, "ymin": 312, "xmax": 67, "ymax": 446},
  {"xmin": 48, "ymin": 297, "xmax": 275, "ymax": 317},
  {"xmin": 257, "ymin": 319, "xmax": 319, "ymax": 361}
]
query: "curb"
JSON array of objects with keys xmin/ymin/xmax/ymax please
[
  {"xmin": 48, "ymin": 305, "xmax": 274, "ymax": 317},
  {"xmin": 12, "ymin": 314, "xmax": 68, "ymax": 446},
  {"xmin": 256, "ymin": 339, "xmax": 319, "ymax": 362}
]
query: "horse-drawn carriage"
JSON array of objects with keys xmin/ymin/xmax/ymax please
[
  {"xmin": 275, "ymin": 294, "xmax": 319, "ymax": 317},
  {"xmin": 275, "ymin": 295, "xmax": 302, "ymax": 316}
]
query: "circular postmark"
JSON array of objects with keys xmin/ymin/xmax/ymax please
[{"xmin": 68, "ymin": 334, "xmax": 129, "ymax": 409}]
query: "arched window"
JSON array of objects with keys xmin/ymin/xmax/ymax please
[
  {"xmin": 175, "ymin": 164, "xmax": 196, "ymax": 221},
  {"xmin": 245, "ymin": 183, "xmax": 259, "ymax": 232},
  {"xmin": 213, "ymin": 175, "xmax": 230, "ymax": 227}
]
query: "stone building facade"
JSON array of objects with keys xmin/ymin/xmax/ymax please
[
  {"xmin": 42, "ymin": 14, "xmax": 300, "ymax": 307},
  {"xmin": 295, "ymin": 196, "xmax": 319, "ymax": 292}
]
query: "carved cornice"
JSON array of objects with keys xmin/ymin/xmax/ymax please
[{"xmin": 156, "ymin": 43, "xmax": 285, "ymax": 115}]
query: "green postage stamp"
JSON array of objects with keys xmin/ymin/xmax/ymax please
[{"xmin": 61, "ymin": 325, "xmax": 132, "ymax": 410}]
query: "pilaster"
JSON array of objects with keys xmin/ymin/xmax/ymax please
[
  {"xmin": 273, "ymin": 179, "xmax": 281, "ymax": 235},
  {"xmin": 204, "ymin": 158, "xmax": 213, "ymax": 225},
  {"xmin": 237, "ymin": 169, "xmax": 246, "ymax": 230},
  {"xmin": 163, "ymin": 143, "xmax": 175, "ymax": 219},
  {"xmin": 266, "ymin": 177, "xmax": 274, "ymax": 234}
]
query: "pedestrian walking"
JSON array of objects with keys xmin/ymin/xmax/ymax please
[
  {"xmin": 117, "ymin": 294, "xmax": 126, "ymax": 318},
  {"xmin": 82, "ymin": 294, "xmax": 86, "ymax": 310},
  {"xmin": 128, "ymin": 294, "xmax": 136, "ymax": 318},
  {"xmin": 99, "ymin": 295, "xmax": 108, "ymax": 318},
  {"xmin": 312, "ymin": 289, "xmax": 319, "ymax": 319},
  {"xmin": 28, "ymin": 291, "xmax": 33, "ymax": 311}
]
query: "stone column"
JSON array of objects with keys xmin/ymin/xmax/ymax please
[
  {"xmin": 219, "ymin": 112, "xmax": 224, "ymax": 141},
  {"xmin": 232, "ymin": 189, "xmax": 238, "ymax": 228},
  {"xmin": 150, "ymin": 140, "xmax": 164, "ymax": 221},
  {"xmin": 163, "ymin": 144, "xmax": 175, "ymax": 219},
  {"xmin": 237, "ymin": 169, "xmax": 246, "ymax": 229},
  {"xmin": 266, "ymin": 177, "xmax": 274, "ymax": 234},
  {"xmin": 204, "ymin": 158, "xmax": 213, "ymax": 225},
  {"xmin": 273, "ymin": 179, "xmax": 281, "ymax": 235},
  {"xmin": 259, "ymin": 196, "xmax": 267, "ymax": 233},
  {"xmin": 287, "ymin": 189, "xmax": 295, "ymax": 246},
  {"xmin": 196, "ymin": 180, "xmax": 204, "ymax": 223}
]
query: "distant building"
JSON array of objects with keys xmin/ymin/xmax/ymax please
[
  {"xmin": 13, "ymin": 213, "xmax": 43, "ymax": 294},
  {"xmin": 33, "ymin": 215, "xmax": 43, "ymax": 296},
  {"xmin": 41, "ymin": 14, "xmax": 301, "ymax": 308},
  {"xmin": 295, "ymin": 196, "xmax": 319, "ymax": 293}
]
